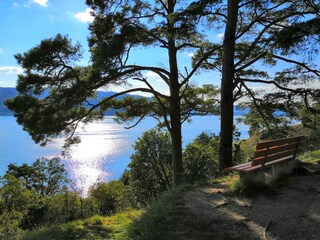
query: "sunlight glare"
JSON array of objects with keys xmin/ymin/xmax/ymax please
[{"xmin": 65, "ymin": 118, "xmax": 131, "ymax": 196}]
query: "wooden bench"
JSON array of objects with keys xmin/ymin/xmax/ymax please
[{"xmin": 222, "ymin": 136, "xmax": 304, "ymax": 183}]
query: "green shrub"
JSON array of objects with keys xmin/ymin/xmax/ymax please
[
  {"xmin": 23, "ymin": 209, "xmax": 142, "ymax": 240},
  {"xmin": 299, "ymin": 149, "xmax": 320, "ymax": 164},
  {"xmin": 125, "ymin": 128, "xmax": 172, "ymax": 207},
  {"xmin": 183, "ymin": 132, "xmax": 219, "ymax": 184},
  {"xmin": 89, "ymin": 180, "xmax": 130, "ymax": 215},
  {"xmin": 0, "ymin": 210, "xmax": 25, "ymax": 239}
]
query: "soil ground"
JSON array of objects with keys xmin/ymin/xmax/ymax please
[{"xmin": 183, "ymin": 168, "xmax": 320, "ymax": 240}]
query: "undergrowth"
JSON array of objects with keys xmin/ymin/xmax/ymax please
[
  {"xmin": 23, "ymin": 186, "xmax": 217, "ymax": 240},
  {"xmin": 23, "ymin": 209, "xmax": 142, "ymax": 240},
  {"xmin": 127, "ymin": 186, "xmax": 216, "ymax": 240},
  {"xmin": 227, "ymin": 174, "xmax": 289, "ymax": 197}
]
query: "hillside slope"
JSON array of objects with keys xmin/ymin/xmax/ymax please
[
  {"xmin": 0, "ymin": 87, "xmax": 18, "ymax": 114},
  {"xmin": 23, "ymin": 166, "xmax": 320, "ymax": 240},
  {"xmin": 183, "ymin": 173, "xmax": 320, "ymax": 239},
  {"xmin": 0, "ymin": 87, "xmax": 143, "ymax": 115}
]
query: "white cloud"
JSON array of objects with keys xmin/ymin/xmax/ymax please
[
  {"xmin": 100, "ymin": 75, "xmax": 170, "ymax": 97},
  {"xmin": 0, "ymin": 66, "xmax": 23, "ymax": 75},
  {"xmin": 217, "ymin": 33, "xmax": 224, "ymax": 40},
  {"xmin": 13, "ymin": 2, "xmax": 19, "ymax": 7},
  {"xmin": 33, "ymin": 0, "xmax": 48, "ymax": 7},
  {"xmin": 145, "ymin": 71, "xmax": 159, "ymax": 78},
  {"xmin": 74, "ymin": 8, "xmax": 95, "ymax": 23}
]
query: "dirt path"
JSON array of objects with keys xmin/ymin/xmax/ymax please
[{"xmin": 183, "ymin": 173, "xmax": 320, "ymax": 240}]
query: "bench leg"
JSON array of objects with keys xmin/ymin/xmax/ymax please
[
  {"xmin": 272, "ymin": 160, "xmax": 297, "ymax": 179},
  {"xmin": 239, "ymin": 170, "xmax": 265, "ymax": 185}
]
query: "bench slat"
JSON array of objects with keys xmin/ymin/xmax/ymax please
[
  {"xmin": 256, "ymin": 136, "xmax": 303, "ymax": 150},
  {"xmin": 253, "ymin": 142, "xmax": 298, "ymax": 159},
  {"xmin": 241, "ymin": 155, "xmax": 293, "ymax": 173},
  {"xmin": 251, "ymin": 149, "xmax": 295, "ymax": 166},
  {"xmin": 221, "ymin": 136, "xmax": 303, "ymax": 176},
  {"xmin": 222, "ymin": 162, "xmax": 252, "ymax": 173}
]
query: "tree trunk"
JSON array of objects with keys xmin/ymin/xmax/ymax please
[
  {"xmin": 167, "ymin": 0, "xmax": 183, "ymax": 187},
  {"xmin": 219, "ymin": 0, "xmax": 239, "ymax": 171},
  {"xmin": 170, "ymin": 110, "xmax": 183, "ymax": 187},
  {"xmin": 168, "ymin": 39, "xmax": 183, "ymax": 187}
]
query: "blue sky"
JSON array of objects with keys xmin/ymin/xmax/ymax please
[
  {"xmin": 1, "ymin": 1, "xmax": 317, "ymax": 97},
  {"xmin": 0, "ymin": 0, "xmax": 94, "ymax": 87},
  {"xmin": 0, "ymin": 0, "xmax": 221, "ymax": 94}
]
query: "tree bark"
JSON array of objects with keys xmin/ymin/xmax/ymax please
[
  {"xmin": 167, "ymin": 0, "xmax": 183, "ymax": 187},
  {"xmin": 170, "ymin": 109, "xmax": 183, "ymax": 187},
  {"xmin": 219, "ymin": 0, "xmax": 239, "ymax": 171}
]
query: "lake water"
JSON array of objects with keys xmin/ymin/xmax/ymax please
[{"xmin": 0, "ymin": 115, "xmax": 249, "ymax": 194}]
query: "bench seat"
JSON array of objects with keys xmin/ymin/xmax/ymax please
[
  {"xmin": 222, "ymin": 136, "xmax": 304, "ymax": 183},
  {"xmin": 223, "ymin": 155, "xmax": 294, "ymax": 173}
]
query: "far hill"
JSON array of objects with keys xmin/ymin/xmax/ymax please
[
  {"xmin": 0, "ymin": 87, "xmax": 143, "ymax": 115},
  {"xmin": 0, "ymin": 87, "xmax": 18, "ymax": 115},
  {"xmin": 0, "ymin": 87, "xmax": 249, "ymax": 116}
]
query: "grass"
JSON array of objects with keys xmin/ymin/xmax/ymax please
[
  {"xmin": 298, "ymin": 150, "xmax": 320, "ymax": 164},
  {"xmin": 23, "ymin": 209, "xmax": 142, "ymax": 240},
  {"xmin": 25, "ymin": 165, "xmax": 316, "ymax": 240},
  {"xmin": 226, "ymin": 172, "xmax": 290, "ymax": 197},
  {"xmin": 22, "ymin": 187, "xmax": 216, "ymax": 240},
  {"xmin": 127, "ymin": 186, "xmax": 216, "ymax": 240}
]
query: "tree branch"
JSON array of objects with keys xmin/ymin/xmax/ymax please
[
  {"xmin": 180, "ymin": 45, "xmax": 222, "ymax": 87},
  {"xmin": 240, "ymin": 78, "xmax": 313, "ymax": 94},
  {"xmin": 235, "ymin": 50, "xmax": 268, "ymax": 72},
  {"xmin": 242, "ymin": 82, "xmax": 275, "ymax": 136},
  {"xmin": 273, "ymin": 54, "xmax": 320, "ymax": 77},
  {"xmin": 124, "ymin": 113, "xmax": 147, "ymax": 129}
]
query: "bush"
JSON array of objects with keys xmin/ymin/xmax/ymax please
[
  {"xmin": 125, "ymin": 128, "xmax": 172, "ymax": 207},
  {"xmin": 123, "ymin": 129, "xmax": 222, "ymax": 206},
  {"xmin": 89, "ymin": 180, "xmax": 130, "ymax": 215},
  {"xmin": 0, "ymin": 210, "xmax": 24, "ymax": 239},
  {"xmin": 183, "ymin": 132, "xmax": 219, "ymax": 184},
  {"xmin": 298, "ymin": 149, "xmax": 320, "ymax": 164}
]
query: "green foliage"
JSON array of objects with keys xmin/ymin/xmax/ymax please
[
  {"xmin": 23, "ymin": 209, "xmax": 142, "ymax": 240},
  {"xmin": 298, "ymin": 103, "xmax": 320, "ymax": 131},
  {"xmin": 128, "ymin": 187, "xmax": 216, "ymax": 240},
  {"xmin": 128, "ymin": 188, "xmax": 185, "ymax": 239},
  {"xmin": 227, "ymin": 178, "xmax": 280, "ymax": 197},
  {"xmin": 89, "ymin": 180, "xmax": 130, "ymax": 215},
  {"xmin": 112, "ymin": 85, "xmax": 219, "ymax": 127},
  {"xmin": 5, "ymin": 34, "xmax": 97, "ymax": 146},
  {"xmin": 125, "ymin": 129, "xmax": 229, "ymax": 206},
  {"xmin": 271, "ymin": 18, "xmax": 320, "ymax": 55},
  {"xmin": 6, "ymin": 1, "xmax": 221, "ymax": 187},
  {"xmin": 0, "ymin": 210, "xmax": 25, "ymax": 239},
  {"xmin": 237, "ymin": 135, "xmax": 261, "ymax": 163},
  {"xmin": 43, "ymin": 192, "xmax": 83, "ymax": 224},
  {"xmin": 0, "ymin": 174, "xmax": 39, "ymax": 235},
  {"xmin": 6, "ymin": 157, "xmax": 69, "ymax": 196},
  {"xmin": 126, "ymin": 128, "xmax": 172, "ymax": 207},
  {"xmin": 0, "ymin": 174, "xmax": 38, "ymax": 213},
  {"xmin": 183, "ymin": 132, "xmax": 219, "ymax": 184},
  {"xmin": 0, "ymin": 159, "xmax": 81, "ymax": 234},
  {"xmin": 238, "ymin": 104, "xmax": 292, "ymax": 138},
  {"xmin": 299, "ymin": 150, "xmax": 320, "ymax": 164}
]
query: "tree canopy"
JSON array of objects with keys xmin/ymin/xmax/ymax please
[
  {"xmin": 6, "ymin": 0, "xmax": 220, "ymax": 187},
  {"xmin": 192, "ymin": 0, "xmax": 320, "ymax": 169},
  {"xmin": 5, "ymin": 0, "xmax": 320, "ymax": 180}
]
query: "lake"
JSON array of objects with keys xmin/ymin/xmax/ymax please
[{"xmin": 0, "ymin": 115, "xmax": 249, "ymax": 194}]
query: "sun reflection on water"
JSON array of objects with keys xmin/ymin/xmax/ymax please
[{"xmin": 65, "ymin": 118, "xmax": 131, "ymax": 196}]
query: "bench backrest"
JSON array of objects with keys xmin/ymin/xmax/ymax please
[{"xmin": 251, "ymin": 136, "xmax": 304, "ymax": 167}]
